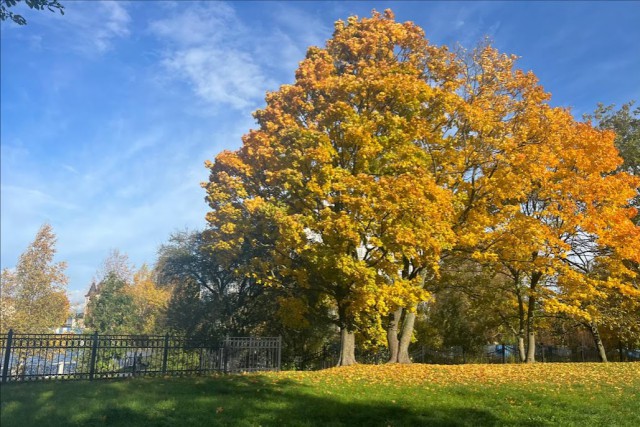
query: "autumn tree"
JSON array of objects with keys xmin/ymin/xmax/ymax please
[
  {"xmin": 0, "ymin": 223, "xmax": 70, "ymax": 332},
  {"xmin": 203, "ymin": 10, "xmax": 640, "ymax": 365},
  {"xmin": 464, "ymin": 110, "xmax": 640, "ymax": 362},
  {"xmin": 407, "ymin": 39, "xmax": 640, "ymax": 363},
  {"xmin": 204, "ymin": 10, "xmax": 462, "ymax": 365},
  {"xmin": 579, "ymin": 102, "xmax": 640, "ymax": 357},
  {"xmin": 128, "ymin": 265, "xmax": 171, "ymax": 334}
]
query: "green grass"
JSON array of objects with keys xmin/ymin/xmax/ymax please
[{"xmin": 1, "ymin": 363, "xmax": 639, "ymax": 426}]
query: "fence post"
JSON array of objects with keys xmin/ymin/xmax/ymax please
[
  {"xmin": 2, "ymin": 329, "xmax": 14, "ymax": 383},
  {"xmin": 223, "ymin": 338, "xmax": 228, "ymax": 373},
  {"xmin": 89, "ymin": 331, "xmax": 98, "ymax": 381},
  {"xmin": 162, "ymin": 334, "xmax": 169, "ymax": 375},
  {"xmin": 277, "ymin": 336, "xmax": 282, "ymax": 371}
]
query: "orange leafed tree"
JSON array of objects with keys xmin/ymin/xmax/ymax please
[
  {"xmin": 203, "ymin": 10, "xmax": 461, "ymax": 365},
  {"xmin": 203, "ymin": 10, "xmax": 640, "ymax": 364},
  {"xmin": 447, "ymin": 45, "xmax": 640, "ymax": 362}
]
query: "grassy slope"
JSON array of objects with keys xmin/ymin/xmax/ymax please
[{"xmin": 1, "ymin": 363, "xmax": 639, "ymax": 426}]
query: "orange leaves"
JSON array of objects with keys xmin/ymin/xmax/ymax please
[
  {"xmin": 202, "ymin": 10, "xmax": 472, "ymax": 337},
  {"xmin": 202, "ymin": 9, "xmax": 640, "ymax": 347},
  {"xmin": 263, "ymin": 363, "xmax": 640, "ymax": 391}
]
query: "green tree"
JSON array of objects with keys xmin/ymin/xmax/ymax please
[
  {"xmin": 586, "ymin": 101, "xmax": 640, "ymax": 176},
  {"xmin": 85, "ymin": 272, "xmax": 135, "ymax": 334},
  {"xmin": 157, "ymin": 230, "xmax": 336, "ymax": 366},
  {"xmin": 0, "ymin": 223, "xmax": 69, "ymax": 332},
  {"xmin": 157, "ymin": 230, "xmax": 277, "ymax": 338},
  {"xmin": 0, "ymin": 0, "xmax": 64, "ymax": 25}
]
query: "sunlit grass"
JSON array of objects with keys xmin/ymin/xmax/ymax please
[{"xmin": 1, "ymin": 363, "xmax": 639, "ymax": 426}]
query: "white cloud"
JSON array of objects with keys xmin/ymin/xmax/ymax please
[
  {"xmin": 90, "ymin": 1, "xmax": 131, "ymax": 52},
  {"xmin": 23, "ymin": 0, "xmax": 132, "ymax": 55},
  {"xmin": 149, "ymin": 3, "xmax": 273, "ymax": 111},
  {"xmin": 1, "ymin": 184, "xmax": 80, "ymax": 213},
  {"xmin": 161, "ymin": 47, "xmax": 269, "ymax": 109},
  {"xmin": 148, "ymin": 2, "xmax": 236, "ymax": 46}
]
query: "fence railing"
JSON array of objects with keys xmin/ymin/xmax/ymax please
[
  {"xmin": 409, "ymin": 344, "xmax": 640, "ymax": 365},
  {"xmin": 290, "ymin": 343, "xmax": 639, "ymax": 370},
  {"xmin": 0, "ymin": 330, "xmax": 281, "ymax": 383}
]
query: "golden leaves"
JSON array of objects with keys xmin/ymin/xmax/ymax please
[
  {"xmin": 202, "ymin": 9, "xmax": 640, "ymax": 341},
  {"xmin": 263, "ymin": 363, "xmax": 640, "ymax": 391}
]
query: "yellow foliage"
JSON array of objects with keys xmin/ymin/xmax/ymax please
[
  {"xmin": 127, "ymin": 265, "xmax": 171, "ymax": 334},
  {"xmin": 202, "ymin": 10, "xmax": 640, "ymax": 343}
]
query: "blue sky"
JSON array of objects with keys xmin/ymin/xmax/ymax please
[{"xmin": 2, "ymin": 1, "xmax": 640, "ymax": 307}]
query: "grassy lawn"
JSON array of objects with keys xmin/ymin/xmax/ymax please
[{"xmin": 1, "ymin": 363, "xmax": 639, "ymax": 426}]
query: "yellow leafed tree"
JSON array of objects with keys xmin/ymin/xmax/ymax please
[
  {"xmin": 448, "ymin": 46, "xmax": 640, "ymax": 362},
  {"xmin": 0, "ymin": 224, "xmax": 70, "ymax": 333},
  {"xmin": 127, "ymin": 265, "xmax": 171, "ymax": 334},
  {"xmin": 203, "ymin": 10, "xmax": 461, "ymax": 365},
  {"xmin": 203, "ymin": 10, "xmax": 640, "ymax": 365}
]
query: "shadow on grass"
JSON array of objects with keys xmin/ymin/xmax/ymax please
[{"xmin": 0, "ymin": 375, "xmax": 504, "ymax": 427}]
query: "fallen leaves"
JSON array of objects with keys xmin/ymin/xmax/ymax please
[{"xmin": 261, "ymin": 363, "xmax": 640, "ymax": 391}]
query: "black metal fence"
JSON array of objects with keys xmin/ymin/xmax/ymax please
[
  {"xmin": 288, "ymin": 343, "xmax": 639, "ymax": 370},
  {"xmin": 0, "ymin": 330, "xmax": 281, "ymax": 383},
  {"xmin": 410, "ymin": 344, "xmax": 640, "ymax": 364}
]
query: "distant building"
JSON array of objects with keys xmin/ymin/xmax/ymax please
[
  {"xmin": 54, "ymin": 315, "xmax": 83, "ymax": 334},
  {"xmin": 84, "ymin": 280, "xmax": 100, "ymax": 320}
]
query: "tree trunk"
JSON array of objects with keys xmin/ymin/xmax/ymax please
[
  {"xmin": 526, "ymin": 332, "xmax": 536, "ymax": 363},
  {"xmin": 386, "ymin": 308, "xmax": 402, "ymax": 363},
  {"xmin": 515, "ymin": 277, "xmax": 527, "ymax": 363},
  {"xmin": 517, "ymin": 335, "xmax": 526, "ymax": 363},
  {"xmin": 618, "ymin": 341, "xmax": 624, "ymax": 362},
  {"xmin": 397, "ymin": 310, "xmax": 416, "ymax": 364},
  {"xmin": 525, "ymin": 294, "xmax": 536, "ymax": 363},
  {"xmin": 337, "ymin": 327, "xmax": 356, "ymax": 366},
  {"xmin": 589, "ymin": 322, "xmax": 608, "ymax": 363}
]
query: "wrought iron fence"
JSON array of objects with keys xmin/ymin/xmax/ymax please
[
  {"xmin": 409, "ymin": 344, "xmax": 640, "ymax": 365},
  {"xmin": 0, "ymin": 330, "xmax": 281, "ymax": 383},
  {"xmin": 288, "ymin": 343, "xmax": 639, "ymax": 370}
]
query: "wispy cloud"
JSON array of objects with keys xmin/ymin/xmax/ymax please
[
  {"xmin": 7, "ymin": 0, "xmax": 132, "ymax": 56},
  {"xmin": 149, "ymin": 3, "xmax": 273, "ymax": 110},
  {"xmin": 60, "ymin": 0, "xmax": 131, "ymax": 55}
]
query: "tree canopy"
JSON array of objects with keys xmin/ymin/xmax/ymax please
[
  {"xmin": 0, "ymin": 223, "xmax": 69, "ymax": 333},
  {"xmin": 203, "ymin": 10, "xmax": 640, "ymax": 365}
]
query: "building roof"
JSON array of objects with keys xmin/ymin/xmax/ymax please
[{"xmin": 85, "ymin": 281, "xmax": 99, "ymax": 297}]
